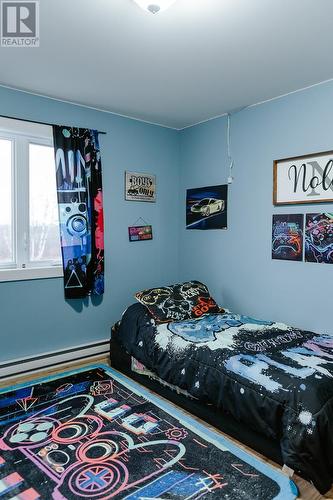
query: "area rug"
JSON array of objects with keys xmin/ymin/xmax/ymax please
[{"xmin": 0, "ymin": 365, "xmax": 298, "ymax": 499}]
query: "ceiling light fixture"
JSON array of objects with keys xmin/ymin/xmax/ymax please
[{"xmin": 133, "ymin": 0, "xmax": 178, "ymax": 14}]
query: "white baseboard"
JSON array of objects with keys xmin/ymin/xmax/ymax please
[{"xmin": 0, "ymin": 339, "xmax": 110, "ymax": 380}]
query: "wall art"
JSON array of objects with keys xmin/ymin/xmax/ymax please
[
  {"xmin": 273, "ymin": 150, "xmax": 333, "ymax": 205},
  {"xmin": 305, "ymin": 213, "xmax": 333, "ymax": 264},
  {"xmin": 272, "ymin": 214, "xmax": 304, "ymax": 261},
  {"xmin": 125, "ymin": 171, "xmax": 156, "ymax": 202},
  {"xmin": 128, "ymin": 225, "xmax": 153, "ymax": 242},
  {"xmin": 186, "ymin": 184, "xmax": 228, "ymax": 230}
]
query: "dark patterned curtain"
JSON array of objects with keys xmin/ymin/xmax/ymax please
[{"xmin": 53, "ymin": 126, "xmax": 104, "ymax": 299}]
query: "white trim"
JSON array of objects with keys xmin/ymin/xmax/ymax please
[
  {"xmin": 179, "ymin": 112, "xmax": 229, "ymax": 131},
  {"xmin": 0, "ymin": 83, "xmax": 177, "ymax": 130},
  {"xmin": 0, "ymin": 338, "xmax": 110, "ymax": 380},
  {"xmin": 0, "ymin": 117, "xmax": 52, "ymax": 139},
  {"xmin": 15, "ymin": 135, "xmax": 28, "ymax": 270},
  {"xmin": 178, "ymin": 76, "xmax": 333, "ymax": 130},
  {"xmin": 0, "ymin": 136, "xmax": 16, "ymax": 265},
  {"xmin": 2, "ymin": 75, "xmax": 333, "ymax": 131},
  {"xmin": 2, "ymin": 77, "xmax": 333, "ymax": 131},
  {"xmin": 0, "ymin": 265, "xmax": 63, "ymax": 282}
]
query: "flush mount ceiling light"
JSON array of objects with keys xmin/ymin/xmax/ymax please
[{"xmin": 133, "ymin": 0, "xmax": 178, "ymax": 14}]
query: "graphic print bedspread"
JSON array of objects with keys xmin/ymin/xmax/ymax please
[{"xmin": 117, "ymin": 303, "xmax": 333, "ymax": 494}]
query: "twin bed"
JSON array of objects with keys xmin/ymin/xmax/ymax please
[{"xmin": 110, "ymin": 282, "xmax": 333, "ymax": 494}]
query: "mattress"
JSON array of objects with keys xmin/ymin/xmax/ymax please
[{"xmin": 115, "ymin": 302, "xmax": 333, "ymax": 494}]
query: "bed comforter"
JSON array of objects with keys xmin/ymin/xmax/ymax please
[{"xmin": 115, "ymin": 303, "xmax": 333, "ymax": 494}]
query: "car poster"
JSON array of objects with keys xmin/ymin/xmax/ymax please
[
  {"xmin": 186, "ymin": 184, "xmax": 228, "ymax": 229},
  {"xmin": 125, "ymin": 171, "xmax": 156, "ymax": 202}
]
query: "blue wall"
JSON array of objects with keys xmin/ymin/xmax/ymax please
[
  {"xmin": 0, "ymin": 86, "xmax": 180, "ymax": 361},
  {"xmin": 2, "ymin": 79, "xmax": 333, "ymax": 362},
  {"xmin": 180, "ymin": 81, "xmax": 333, "ymax": 334}
]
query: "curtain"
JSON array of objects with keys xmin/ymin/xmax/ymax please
[{"xmin": 53, "ymin": 126, "xmax": 104, "ymax": 299}]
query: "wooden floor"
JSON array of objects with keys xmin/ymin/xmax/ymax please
[{"xmin": 0, "ymin": 355, "xmax": 332, "ymax": 500}]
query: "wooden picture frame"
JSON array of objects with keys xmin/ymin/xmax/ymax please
[
  {"xmin": 125, "ymin": 171, "xmax": 156, "ymax": 202},
  {"xmin": 273, "ymin": 150, "xmax": 333, "ymax": 205}
]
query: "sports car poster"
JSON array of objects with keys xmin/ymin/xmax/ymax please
[{"xmin": 186, "ymin": 184, "xmax": 228, "ymax": 229}]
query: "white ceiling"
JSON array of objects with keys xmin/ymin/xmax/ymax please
[{"xmin": 1, "ymin": 0, "xmax": 333, "ymax": 129}]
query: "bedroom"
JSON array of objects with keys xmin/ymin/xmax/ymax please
[{"xmin": 0, "ymin": 0, "xmax": 332, "ymax": 499}]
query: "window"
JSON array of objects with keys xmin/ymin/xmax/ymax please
[
  {"xmin": 0, "ymin": 118, "xmax": 62, "ymax": 282},
  {"xmin": 0, "ymin": 138, "xmax": 13, "ymax": 266}
]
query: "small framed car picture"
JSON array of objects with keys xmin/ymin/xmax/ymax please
[
  {"xmin": 125, "ymin": 171, "xmax": 156, "ymax": 202},
  {"xmin": 186, "ymin": 184, "xmax": 228, "ymax": 230}
]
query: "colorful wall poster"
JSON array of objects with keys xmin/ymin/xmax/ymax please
[
  {"xmin": 128, "ymin": 225, "xmax": 153, "ymax": 242},
  {"xmin": 125, "ymin": 172, "xmax": 156, "ymax": 202},
  {"xmin": 305, "ymin": 213, "xmax": 333, "ymax": 264},
  {"xmin": 272, "ymin": 214, "xmax": 304, "ymax": 261},
  {"xmin": 186, "ymin": 185, "xmax": 228, "ymax": 230}
]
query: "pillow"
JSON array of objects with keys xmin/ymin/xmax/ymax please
[{"xmin": 135, "ymin": 280, "xmax": 220, "ymax": 323}]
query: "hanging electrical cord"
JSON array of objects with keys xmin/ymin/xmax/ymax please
[{"xmin": 227, "ymin": 113, "xmax": 234, "ymax": 184}]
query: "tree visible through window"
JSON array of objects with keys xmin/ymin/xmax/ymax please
[
  {"xmin": 0, "ymin": 139, "xmax": 13, "ymax": 266},
  {"xmin": 29, "ymin": 144, "xmax": 61, "ymax": 263},
  {"xmin": 0, "ymin": 118, "xmax": 62, "ymax": 280}
]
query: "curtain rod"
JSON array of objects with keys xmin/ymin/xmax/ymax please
[{"xmin": 0, "ymin": 113, "xmax": 107, "ymax": 135}]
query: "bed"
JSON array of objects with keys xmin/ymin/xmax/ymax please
[{"xmin": 110, "ymin": 301, "xmax": 333, "ymax": 494}]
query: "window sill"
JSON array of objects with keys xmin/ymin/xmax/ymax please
[{"xmin": 0, "ymin": 266, "xmax": 63, "ymax": 283}]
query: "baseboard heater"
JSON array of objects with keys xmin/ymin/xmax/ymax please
[{"xmin": 0, "ymin": 339, "xmax": 110, "ymax": 381}]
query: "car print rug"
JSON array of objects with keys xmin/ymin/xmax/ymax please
[{"xmin": 0, "ymin": 365, "xmax": 298, "ymax": 499}]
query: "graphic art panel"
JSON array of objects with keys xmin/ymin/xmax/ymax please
[
  {"xmin": 272, "ymin": 214, "xmax": 304, "ymax": 261},
  {"xmin": 305, "ymin": 213, "xmax": 333, "ymax": 264},
  {"xmin": 0, "ymin": 367, "xmax": 296, "ymax": 499}
]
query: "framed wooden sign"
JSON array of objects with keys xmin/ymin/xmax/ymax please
[
  {"xmin": 125, "ymin": 171, "xmax": 156, "ymax": 202},
  {"xmin": 273, "ymin": 150, "xmax": 333, "ymax": 205}
]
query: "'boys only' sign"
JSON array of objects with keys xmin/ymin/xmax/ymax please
[
  {"xmin": 125, "ymin": 171, "xmax": 156, "ymax": 202},
  {"xmin": 274, "ymin": 150, "xmax": 333, "ymax": 205}
]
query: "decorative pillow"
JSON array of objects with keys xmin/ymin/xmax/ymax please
[{"xmin": 135, "ymin": 280, "xmax": 220, "ymax": 322}]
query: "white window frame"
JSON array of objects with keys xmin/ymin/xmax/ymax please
[{"xmin": 0, "ymin": 118, "xmax": 63, "ymax": 282}]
